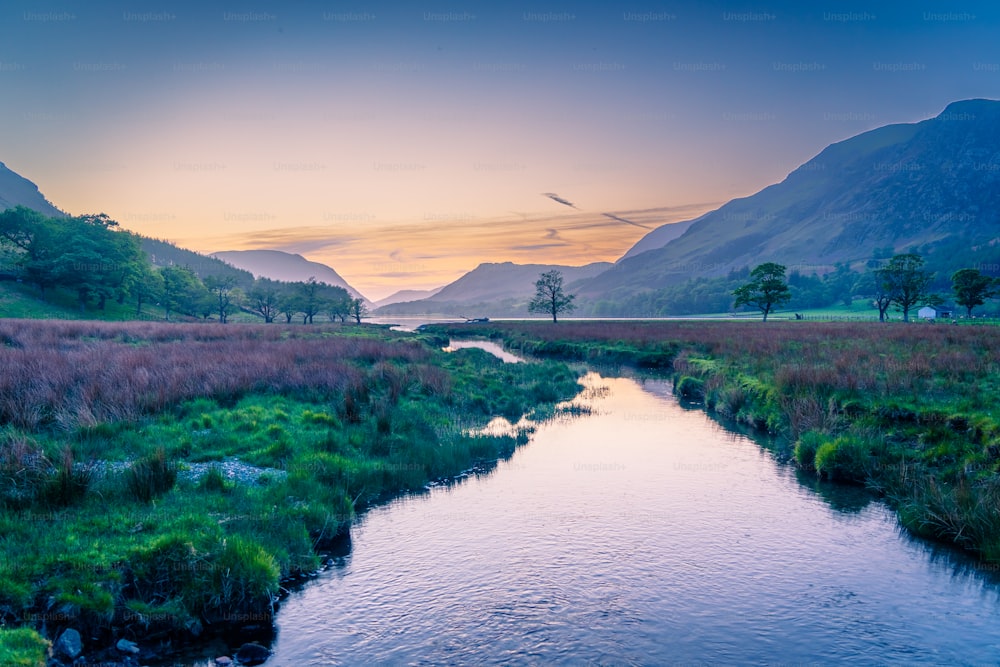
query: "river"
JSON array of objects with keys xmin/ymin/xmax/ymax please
[{"xmin": 237, "ymin": 365, "xmax": 1000, "ymax": 666}]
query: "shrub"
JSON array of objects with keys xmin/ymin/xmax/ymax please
[
  {"xmin": 210, "ymin": 537, "xmax": 280, "ymax": 612},
  {"xmin": 793, "ymin": 431, "xmax": 827, "ymax": 468},
  {"xmin": 676, "ymin": 376, "xmax": 705, "ymax": 400},
  {"xmin": 814, "ymin": 435, "xmax": 871, "ymax": 482},
  {"xmin": 126, "ymin": 447, "xmax": 177, "ymax": 502},
  {"xmin": 198, "ymin": 466, "xmax": 230, "ymax": 493}
]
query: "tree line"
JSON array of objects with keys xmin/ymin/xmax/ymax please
[
  {"xmin": 733, "ymin": 254, "xmax": 998, "ymax": 321},
  {"xmin": 0, "ymin": 206, "xmax": 368, "ymax": 323}
]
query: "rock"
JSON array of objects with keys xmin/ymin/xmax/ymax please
[
  {"xmin": 116, "ymin": 638, "xmax": 140, "ymax": 654},
  {"xmin": 235, "ymin": 641, "xmax": 270, "ymax": 665},
  {"xmin": 215, "ymin": 657, "xmax": 233, "ymax": 666},
  {"xmin": 53, "ymin": 628, "xmax": 83, "ymax": 660}
]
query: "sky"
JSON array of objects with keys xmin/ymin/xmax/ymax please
[{"xmin": 1, "ymin": 1, "xmax": 998, "ymax": 300}]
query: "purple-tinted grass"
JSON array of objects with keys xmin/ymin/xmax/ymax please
[{"xmin": 0, "ymin": 320, "xmax": 430, "ymax": 430}]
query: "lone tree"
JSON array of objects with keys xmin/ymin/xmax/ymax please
[
  {"xmin": 733, "ymin": 262, "xmax": 791, "ymax": 321},
  {"xmin": 349, "ymin": 297, "xmax": 368, "ymax": 324},
  {"xmin": 952, "ymin": 268, "xmax": 996, "ymax": 318},
  {"xmin": 528, "ymin": 270, "xmax": 576, "ymax": 323},
  {"xmin": 876, "ymin": 253, "xmax": 932, "ymax": 322}
]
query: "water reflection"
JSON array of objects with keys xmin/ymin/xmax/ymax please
[{"xmin": 261, "ymin": 372, "xmax": 1000, "ymax": 666}]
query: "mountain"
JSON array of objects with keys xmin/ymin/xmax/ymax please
[
  {"xmin": 141, "ymin": 237, "xmax": 255, "ymax": 285},
  {"xmin": 211, "ymin": 250, "xmax": 367, "ymax": 301},
  {"xmin": 0, "ymin": 162, "xmax": 66, "ymax": 218},
  {"xmin": 373, "ymin": 287, "xmax": 443, "ymax": 309},
  {"xmin": 583, "ymin": 98, "xmax": 1000, "ymax": 298},
  {"xmin": 375, "ymin": 261, "xmax": 612, "ymax": 316},
  {"xmin": 619, "ymin": 218, "xmax": 698, "ymax": 261}
]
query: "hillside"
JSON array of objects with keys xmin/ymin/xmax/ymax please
[
  {"xmin": 375, "ymin": 261, "xmax": 612, "ymax": 316},
  {"xmin": 141, "ymin": 238, "xmax": 255, "ymax": 286},
  {"xmin": 212, "ymin": 249, "xmax": 367, "ymax": 301},
  {"xmin": 373, "ymin": 287, "xmax": 443, "ymax": 309},
  {"xmin": 582, "ymin": 99, "xmax": 1000, "ymax": 298},
  {"xmin": 0, "ymin": 162, "xmax": 65, "ymax": 218},
  {"xmin": 619, "ymin": 218, "xmax": 697, "ymax": 261}
]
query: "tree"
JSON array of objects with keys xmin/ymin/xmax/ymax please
[
  {"xmin": 528, "ymin": 270, "xmax": 576, "ymax": 323},
  {"xmin": 132, "ymin": 264, "xmax": 163, "ymax": 317},
  {"xmin": 204, "ymin": 275, "xmax": 241, "ymax": 323},
  {"xmin": 876, "ymin": 253, "xmax": 932, "ymax": 322},
  {"xmin": 952, "ymin": 268, "xmax": 996, "ymax": 318},
  {"xmin": 160, "ymin": 265, "xmax": 204, "ymax": 320},
  {"xmin": 247, "ymin": 278, "xmax": 282, "ymax": 323},
  {"xmin": 328, "ymin": 293, "xmax": 353, "ymax": 323},
  {"xmin": 299, "ymin": 277, "xmax": 322, "ymax": 324},
  {"xmin": 733, "ymin": 262, "xmax": 791, "ymax": 321},
  {"xmin": 349, "ymin": 298, "xmax": 368, "ymax": 324}
]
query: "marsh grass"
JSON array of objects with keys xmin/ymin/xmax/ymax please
[{"xmin": 0, "ymin": 319, "xmax": 582, "ymax": 651}]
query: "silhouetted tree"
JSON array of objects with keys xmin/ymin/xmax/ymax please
[
  {"xmin": 528, "ymin": 270, "xmax": 576, "ymax": 323},
  {"xmin": 349, "ymin": 298, "xmax": 368, "ymax": 324}
]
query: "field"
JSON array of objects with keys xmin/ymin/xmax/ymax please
[
  {"xmin": 432, "ymin": 320, "xmax": 1000, "ymax": 560},
  {"xmin": 0, "ymin": 319, "xmax": 581, "ymax": 656}
]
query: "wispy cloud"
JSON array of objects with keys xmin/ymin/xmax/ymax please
[{"xmin": 186, "ymin": 201, "xmax": 721, "ymax": 299}]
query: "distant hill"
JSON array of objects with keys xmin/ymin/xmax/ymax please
[
  {"xmin": 373, "ymin": 287, "xmax": 443, "ymax": 309},
  {"xmin": 211, "ymin": 250, "xmax": 368, "ymax": 301},
  {"xmin": 141, "ymin": 237, "xmax": 255, "ymax": 286},
  {"xmin": 582, "ymin": 98, "xmax": 1000, "ymax": 299},
  {"xmin": 375, "ymin": 261, "xmax": 612, "ymax": 316},
  {"xmin": 0, "ymin": 162, "xmax": 66, "ymax": 218}
]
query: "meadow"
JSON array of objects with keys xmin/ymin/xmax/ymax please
[
  {"xmin": 432, "ymin": 320, "xmax": 1000, "ymax": 560},
  {"xmin": 0, "ymin": 319, "xmax": 581, "ymax": 662}
]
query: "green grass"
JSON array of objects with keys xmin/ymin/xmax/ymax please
[
  {"xmin": 0, "ymin": 628, "xmax": 49, "ymax": 667},
  {"xmin": 0, "ymin": 322, "xmax": 582, "ymax": 650},
  {"xmin": 0, "ymin": 281, "xmax": 165, "ymax": 321}
]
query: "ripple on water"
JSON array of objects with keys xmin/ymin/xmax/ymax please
[{"xmin": 257, "ymin": 373, "xmax": 1000, "ymax": 666}]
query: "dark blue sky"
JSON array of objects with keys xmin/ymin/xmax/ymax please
[{"xmin": 2, "ymin": 0, "xmax": 998, "ymax": 296}]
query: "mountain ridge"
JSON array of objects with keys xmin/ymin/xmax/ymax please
[
  {"xmin": 581, "ymin": 98, "xmax": 1000, "ymax": 298},
  {"xmin": 211, "ymin": 249, "xmax": 368, "ymax": 302}
]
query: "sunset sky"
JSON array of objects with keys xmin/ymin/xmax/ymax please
[{"xmin": 2, "ymin": 1, "xmax": 998, "ymax": 299}]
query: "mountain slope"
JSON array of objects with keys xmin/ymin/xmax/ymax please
[
  {"xmin": 375, "ymin": 261, "xmax": 612, "ymax": 316},
  {"xmin": 211, "ymin": 250, "xmax": 367, "ymax": 301},
  {"xmin": 141, "ymin": 238, "xmax": 255, "ymax": 285},
  {"xmin": 0, "ymin": 162, "xmax": 66, "ymax": 218},
  {"xmin": 373, "ymin": 288, "xmax": 443, "ymax": 309},
  {"xmin": 619, "ymin": 218, "xmax": 698, "ymax": 261},
  {"xmin": 583, "ymin": 98, "xmax": 1000, "ymax": 297}
]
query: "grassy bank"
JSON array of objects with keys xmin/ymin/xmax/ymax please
[
  {"xmin": 432, "ymin": 320, "xmax": 1000, "ymax": 561},
  {"xmin": 0, "ymin": 320, "xmax": 581, "ymax": 657}
]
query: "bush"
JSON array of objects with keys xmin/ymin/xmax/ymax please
[
  {"xmin": 814, "ymin": 435, "xmax": 871, "ymax": 482},
  {"xmin": 198, "ymin": 465, "xmax": 230, "ymax": 493},
  {"xmin": 126, "ymin": 447, "xmax": 177, "ymax": 502},
  {"xmin": 210, "ymin": 537, "xmax": 280, "ymax": 612},
  {"xmin": 793, "ymin": 431, "xmax": 827, "ymax": 468},
  {"xmin": 676, "ymin": 376, "xmax": 705, "ymax": 400}
]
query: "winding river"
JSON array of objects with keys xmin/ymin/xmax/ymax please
[
  {"xmin": 256, "ymin": 365, "xmax": 1000, "ymax": 666},
  {"xmin": 175, "ymin": 342, "xmax": 1000, "ymax": 665}
]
